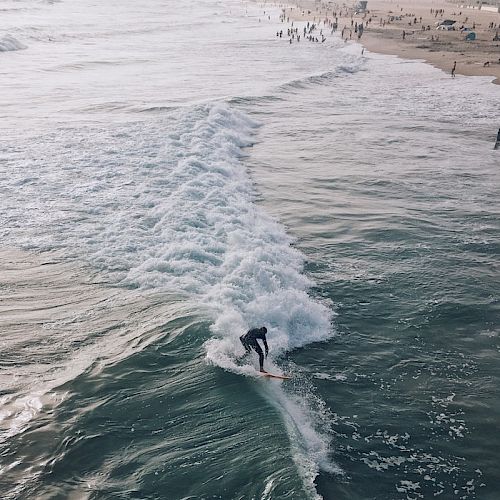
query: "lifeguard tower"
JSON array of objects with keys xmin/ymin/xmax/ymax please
[{"xmin": 356, "ymin": 1, "xmax": 368, "ymax": 12}]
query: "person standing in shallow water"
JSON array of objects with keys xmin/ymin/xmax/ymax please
[
  {"xmin": 240, "ymin": 327, "xmax": 268, "ymax": 372},
  {"xmin": 451, "ymin": 61, "xmax": 456, "ymax": 78}
]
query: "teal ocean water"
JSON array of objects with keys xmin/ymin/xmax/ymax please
[{"xmin": 1, "ymin": 1, "xmax": 499, "ymax": 499}]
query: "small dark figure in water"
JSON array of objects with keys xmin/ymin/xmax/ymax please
[
  {"xmin": 451, "ymin": 61, "xmax": 456, "ymax": 78},
  {"xmin": 240, "ymin": 327, "xmax": 268, "ymax": 372}
]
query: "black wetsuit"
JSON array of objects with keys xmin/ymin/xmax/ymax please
[{"xmin": 240, "ymin": 328, "xmax": 268, "ymax": 371}]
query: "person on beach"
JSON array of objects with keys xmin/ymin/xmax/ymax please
[
  {"xmin": 240, "ymin": 327, "xmax": 268, "ymax": 372},
  {"xmin": 451, "ymin": 61, "xmax": 456, "ymax": 78}
]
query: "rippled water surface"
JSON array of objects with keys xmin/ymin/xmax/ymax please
[{"xmin": 1, "ymin": 0, "xmax": 499, "ymax": 499}]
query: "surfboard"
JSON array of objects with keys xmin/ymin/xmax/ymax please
[{"xmin": 260, "ymin": 371, "xmax": 291, "ymax": 380}]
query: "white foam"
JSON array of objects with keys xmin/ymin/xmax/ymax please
[
  {"xmin": 0, "ymin": 393, "xmax": 43, "ymax": 444},
  {"xmin": 97, "ymin": 102, "xmax": 336, "ymax": 366}
]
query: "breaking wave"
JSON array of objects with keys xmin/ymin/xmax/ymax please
[{"xmin": 0, "ymin": 35, "xmax": 27, "ymax": 52}]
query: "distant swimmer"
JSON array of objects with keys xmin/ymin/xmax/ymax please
[{"xmin": 240, "ymin": 327, "xmax": 268, "ymax": 372}]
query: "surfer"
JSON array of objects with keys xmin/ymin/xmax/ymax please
[{"xmin": 240, "ymin": 327, "xmax": 268, "ymax": 372}]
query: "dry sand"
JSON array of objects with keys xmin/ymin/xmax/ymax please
[{"xmin": 276, "ymin": 0, "xmax": 500, "ymax": 83}]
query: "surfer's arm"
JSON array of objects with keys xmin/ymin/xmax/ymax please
[{"xmin": 263, "ymin": 338, "xmax": 268, "ymax": 357}]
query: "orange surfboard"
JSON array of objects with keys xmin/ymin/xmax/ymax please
[{"xmin": 260, "ymin": 371, "xmax": 291, "ymax": 380}]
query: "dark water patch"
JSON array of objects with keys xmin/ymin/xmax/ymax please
[
  {"xmin": 291, "ymin": 328, "xmax": 496, "ymax": 499},
  {"xmin": 245, "ymin": 60, "xmax": 500, "ymax": 497},
  {"xmin": 229, "ymin": 94, "xmax": 285, "ymax": 106},
  {"xmin": 134, "ymin": 105, "xmax": 180, "ymax": 114},
  {"xmin": 11, "ymin": 319, "xmax": 306, "ymax": 500}
]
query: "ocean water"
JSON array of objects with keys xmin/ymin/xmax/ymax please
[{"xmin": 1, "ymin": 0, "xmax": 499, "ymax": 499}]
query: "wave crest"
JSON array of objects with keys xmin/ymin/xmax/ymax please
[{"xmin": 0, "ymin": 35, "xmax": 27, "ymax": 52}]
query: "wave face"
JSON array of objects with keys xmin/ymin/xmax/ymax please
[{"xmin": 0, "ymin": 35, "xmax": 26, "ymax": 52}]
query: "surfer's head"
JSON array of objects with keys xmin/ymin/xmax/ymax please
[{"xmin": 261, "ymin": 326, "xmax": 267, "ymax": 334}]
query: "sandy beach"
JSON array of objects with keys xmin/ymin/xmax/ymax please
[{"xmin": 276, "ymin": 0, "xmax": 500, "ymax": 83}]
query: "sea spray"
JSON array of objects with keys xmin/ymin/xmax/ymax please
[{"xmin": 264, "ymin": 378, "xmax": 343, "ymax": 497}]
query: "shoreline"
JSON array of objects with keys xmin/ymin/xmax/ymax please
[{"xmin": 273, "ymin": 0, "xmax": 500, "ymax": 84}]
